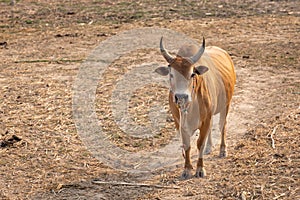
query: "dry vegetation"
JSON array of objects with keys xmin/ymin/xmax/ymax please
[{"xmin": 0, "ymin": 0, "xmax": 299, "ymax": 199}]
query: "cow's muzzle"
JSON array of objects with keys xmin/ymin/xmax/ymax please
[{"xmin": 175, "ymin": 93, "xmax": 189, "ymax": 107}]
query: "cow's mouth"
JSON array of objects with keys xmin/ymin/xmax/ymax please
[{"xmin": 177, "ymin": 101, "xmax": 190, "ymax": 113}]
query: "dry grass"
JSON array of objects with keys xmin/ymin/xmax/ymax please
[{"xmin": 0, "ymin": 0, "xmax": 299, "ymax": 199}]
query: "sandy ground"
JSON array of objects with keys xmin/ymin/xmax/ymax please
[{"xmin": 0, "ymin": 0, "xmax": 299, "ymax": 199}]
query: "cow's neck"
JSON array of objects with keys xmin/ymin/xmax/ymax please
[{"xmin": 179, "ymin": 93, "xmax": 200, "ymax": 135}]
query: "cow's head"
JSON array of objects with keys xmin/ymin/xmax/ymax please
[{"xmin": 155, "ymin": 37, "xmax": 208, "ymax": 110}]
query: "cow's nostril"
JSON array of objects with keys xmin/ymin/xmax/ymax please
[
  {"xmin": 175, "ymin": 95, "xmax": 179, "ymax": 103},
  {"xmin": 175, "ymin": 94, "xmax": 188, "ymax": 104}
]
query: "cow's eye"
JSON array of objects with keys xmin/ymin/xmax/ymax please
[{"xmin": 191, "ymin": 73, "xmax": 196, "ymax": 78}]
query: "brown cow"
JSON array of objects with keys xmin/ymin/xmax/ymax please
[{"xmin": 155, "ymin": 37, "xmax": 236, "ymax": 179}]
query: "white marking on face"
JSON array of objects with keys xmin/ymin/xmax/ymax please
[{"xmin": 169, "ymin": 67, "xmax": 194, "ymax": 103}]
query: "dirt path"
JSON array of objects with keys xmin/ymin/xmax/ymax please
[{"xmin": 33, "ymin": 17, "xmax": 299, "ymax": 199}]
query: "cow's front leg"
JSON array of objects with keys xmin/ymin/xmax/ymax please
[
  {"xmin": 181, "ymin": 146, "xmax": 193, "ymax": 179},
  {"xmin": 195, "ymin": 118, "xmax": 212, "ymax": 178},
  {"xmin": 181, "ymin": 130, "xmax": 192, "ymax": 179}
]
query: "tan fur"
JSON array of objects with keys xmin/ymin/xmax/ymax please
[{"xmin": 169, "ymin": 57, "xmax": 193, "ymax": 80}]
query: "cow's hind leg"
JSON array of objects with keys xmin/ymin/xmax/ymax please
[
  {"xmin": 195, "ymin": 118, "xmax": 212, "ymax": 178},
  {"xmin": 219, "ymin": 105, "xmax": 229, "ymax": 157},
  {"xmin": 204, "ymin": 124, "xmax": 213, "ymax": 155}
]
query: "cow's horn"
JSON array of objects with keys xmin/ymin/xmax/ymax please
[
  {"xmin": 160, "ymin": 37, "xmax": 174, "ymax": 63},
  {"xmin": 189, "ymin": 37, "xmax": 205, "ymax": 64}
]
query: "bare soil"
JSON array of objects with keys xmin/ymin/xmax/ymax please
[{"xmin": 0, "ymin": 0, "xmax": 299, "ymax": 199}]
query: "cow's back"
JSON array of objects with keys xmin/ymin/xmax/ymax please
[{"xmin": 198, "ymin": 46, "xmax": 236, "ymax": 114}]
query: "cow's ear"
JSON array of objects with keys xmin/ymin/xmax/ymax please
[
  {"xmin": 155, "ymin": 67, "xmax": 169, "ymax": 76},
  {"xmin": 194, "ymin": 65, "xmax": 209, "ymax": 75}
]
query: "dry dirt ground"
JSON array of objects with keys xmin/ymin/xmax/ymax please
[{"xmin": 0, "ymin": 0, "xmax": 299, "ymax": 199}]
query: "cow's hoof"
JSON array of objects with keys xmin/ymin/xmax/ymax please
[
  {"xmin": 181, "ymin": 169, "xmax": 192, "ymax": 180},
  {"xmin": 219, "ymin": 150, "xmax": 227, "ymax": 158},
  {"xmin": 195, "ymin": 168, "xmax": 206, "ymax": 178}
]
